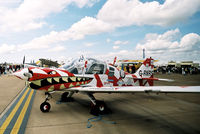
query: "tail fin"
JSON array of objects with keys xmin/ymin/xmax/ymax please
[
  {"xmin": 134, "ymin": 57, "xmax": 154, "ymax": 79},
  {"xmin": 131, "ymin": 57, "xmax": 173, "ymax": 86}
]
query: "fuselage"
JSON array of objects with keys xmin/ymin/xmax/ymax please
[{"xmin": 13, "ymin": 58, "xmax": 154, "ymax": 91}]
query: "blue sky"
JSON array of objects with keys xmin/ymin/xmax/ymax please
[{"xmin": 0, "ymin": 0, "xmax": 200, "ymax": 64}]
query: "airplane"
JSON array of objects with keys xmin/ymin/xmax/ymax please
[
  {"xmin": 13, "ymin": 57, "xmax": 200, "ymax": 116},
  {"xmin": 22, "ymin": 56, "xmax": 41, "ymax": 68}
]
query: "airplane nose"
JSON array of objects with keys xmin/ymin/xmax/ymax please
[{"xmin": 13, "ymin": 68, "xmax": 32, "ymax": 80}]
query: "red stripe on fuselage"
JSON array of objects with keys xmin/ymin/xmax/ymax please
[{"xmin": 94, "ymin": 74, "xmax": 103, "ymax": 87}]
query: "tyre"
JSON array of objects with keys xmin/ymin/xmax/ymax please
[
  {"xmin": 40, "ymin": 102, "xmax": 51, "ymax": 112},
  {"xmin": 90, "ymin": 100, "xmax": 111, "ymax": 116},
  {"xmin": 97, "ymin": 101, "xmax": 107, "ymax": 115}
]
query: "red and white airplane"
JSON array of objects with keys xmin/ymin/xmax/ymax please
[{"xmin": 13, "ymin": 57, "xmax": 200, "ymax": 115}]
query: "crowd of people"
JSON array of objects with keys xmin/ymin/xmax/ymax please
[
  {"xmin": 0, "ymin": 63, "xmax": 200, "ymax": 76},
  {"xmin": 156, "ymin": 66, "xmax": 200, "ymax": 75},
  {"xmin": 0, "ymin": 64, "xmax": 22, "ymax": 76}
]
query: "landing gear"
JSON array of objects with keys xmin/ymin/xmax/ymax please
[
  {"xmin": 60, "ymin": 91, "xmax": 74, "ymax": 102},
  {"xmin": 88, "ymin": 93, "xmax": 111, "ymax": 116},
  {"xmin": 40, "ymin": 92, "xmax": 52, "ymax": 112},
  {"xmin": 40, "ymin": 102, "xmax": 51, "ymax": 112}
]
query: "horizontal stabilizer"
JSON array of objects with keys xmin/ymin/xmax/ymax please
[
  {"xmin": 157, "ymin": 78, "xmax": 174, "ymax": 82},
  {"xmin": 126, "ymin": 75, "xmax": 174, "ymax": 82}
]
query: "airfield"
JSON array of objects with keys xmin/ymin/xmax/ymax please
[{"xmin": 0, "ymin": 73, "xmax": 200, "ymax": 134}]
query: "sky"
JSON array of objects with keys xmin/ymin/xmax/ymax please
[{"xmin": 0, "ymin": 0, "xmax": 200, "ymax": 64}]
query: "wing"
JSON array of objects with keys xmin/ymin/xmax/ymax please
[{"xmin": 68, "ymin": 86, "xmax": 200, "ymax": 93}]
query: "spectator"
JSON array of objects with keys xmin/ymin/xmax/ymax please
[
  {"xmin": 0, "ymin": 65, "xmax": 2, "ymax": 76},
  {"xmin": 182, "ymin": 68, "xmax": 185, "ymax": 75}
]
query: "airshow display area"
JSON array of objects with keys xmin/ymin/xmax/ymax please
[
  {"xmin": 1, "ymin": 0, "xmax": 200, "ymax": 134},
  {"xmin": 0, "ymin": 57, "xmax": 200, "ymax": 134}
]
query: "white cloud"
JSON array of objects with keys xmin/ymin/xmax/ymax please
[
  {"xmin": 48, "ymin": 45, "xmax": 66, "ymax": 52},
  {"xmin": 76, "ymin": 50, "xmax": 93, "ymax": 56},
  {"xmin": 0, "ymin": 44, "xmax": 16, "ymax": 54},
  {"xmin": 84, "ymin": 42, "xmax": 95, "ymax": 47},
  {"xmin": 136, "ymin": 28, "xmax": 180, "ymax": 51},
  {"xmin": 8, "ymin": 16, "xmax": 113, "ymax": 52},
  {"xmin": 136, "ymin": 29, "xmax": 200, "ymax": 61},
  {"xmin": 67, "ymin": 16, "xmax": 113, "ymax": 40},
  {"xmin": 73, "ymin": 0, "xmax": 100, "ymax": 8},
  {"xmin": 97, "ymin": 0, "xmax": 200, "ymax": 27},
  {"xmin": 106, "ymin": 38, "xmax": 111, "ymax": 43},
  {"xmin": 0, "ymin": 16, "xmax": 114, "ymax": 55},
  {"xmin": 2, "ymin": 0, "xmax": 199, "ymax": 55},
  {"xmin": 0, "ymin": 0, "xmax": 99, "ymax": 33},
  {"xmin": 0, "ymin": 0, "xmax": 22, "ymax": 8},
  {"xmin": 1, "ymin": 0, "xmax": 199, "ymax": 34},
  {"xmin": 114, "ymin": 40, "xmax": 129, "ymax": 45},
  {"xmin": 113, "ymin": 46, "xmax": 120, "ymax": 50},
  {"xmin": 99, "ymin": 50, "xmax": 131, "ymax": 60},
  {"xmin": 95, "ymin": 29, "xmax": 200, "ymax": 63},
  {"xmin": 1, "ymin": 0, "xmax": 200, "ymax": 63}
]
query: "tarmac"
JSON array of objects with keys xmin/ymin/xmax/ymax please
[{"xmin": 0, "ymin": 73, "xmax": 200, "ymax": 134}]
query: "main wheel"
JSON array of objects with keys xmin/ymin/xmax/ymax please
[
  {"xmin": 90, "ymin": 100, "xmax": 111, "ymax": 116},
  {"xmin": 40, "ymin": 102, "xmax": 51, "ymax": 112},
  {"xmin": 98, "ymin": 101, "xmax": 106, "ymax": 112}
]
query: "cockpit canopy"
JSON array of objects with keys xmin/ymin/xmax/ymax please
[{"xmin": 63, "ymin": 58, "xmax": 107, "ymax": 74}]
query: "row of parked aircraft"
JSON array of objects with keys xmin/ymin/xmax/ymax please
[{"xmin": 13, "ymin": 57, "xmax": 200, "ymax": 115}]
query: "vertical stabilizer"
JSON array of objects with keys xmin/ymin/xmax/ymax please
[
  {"xmin": 135, "ymin": 57, "xmax": 154, "ymax": 79},
  {"xmin": 133, "ymin": 57, "xmax": 154, "ymax": 86}
]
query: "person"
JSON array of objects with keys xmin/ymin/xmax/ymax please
[
  {"xmin": 126, "ymin": 65, "xmax": 130, "ymax": 73},
  {"xmin": 9, "ymin": 65, "xmax": 13, "ymax": 73},
  {"xmin": 131, "ymin": 65, "xmax": 136, "ymax": 74},
  {"xmin": 168, "ymin": 68, "xmax": 171, "ymax": 75},
  {"xmin": 190, "ymin": 67, "xmax": 192, "ymax": 75},
  {"xmin": 185, "ymin": 68, "xmax": 188, "ymax": 74},
  {"xmin": 3, "ymin": 66, "xmax": 6, "ymax": 74},
  {"xmin": 182, "ymin": 68, "xmax": 185, "ymax": 75},
  {"xmin": 0, "ymin": 65, "xmax": 2, "ymax": 76}
]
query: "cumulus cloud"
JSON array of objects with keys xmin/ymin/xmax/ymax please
[
  {"xmin": 76, "ymin": 50, "xmax": 93, "ymax": 56},
  {"xmin": 114, "ymin": 40, "xmax": 129, "ymax": 45},
  {"xmin": 8, "ymin": 16, "xmax": 113, "ymax": 52},
  {"xmin": 1, "ymin": 0, "xmax": 200, "ymax": 63},
  {"xmin": 67, "ymin": 16, "xmax": 113, "ymax": 40},
  {"xmin": 95, "ymin": 29, "xmax": 200, "ymax": 62},
  {"xmin": 3, "ymin": 0, "xmax": 198, "ymax": 36},
  {"xmin": 113, "ymin": 46, "xmax": 120, "ymax": 50},
  {"xmin": 2, "ymin": 0, "xmax": 199, "ymax": 54},
  {"xmin": 106, "ymin": 38, "xmax": 111, "ymax": 43},
  {"xmin": 97, "ymin": 0, "xmax": 200, "ymax": 27},
  {"xmin": 0, "ymin": 0, "xmax": 22, "ymax": 8},
  {"xmin": 0, "ymin": 0, "xmax": 99, "ymax": 33},
  {"xmin": 97, "ymin": 50, "xmax": 131, "ymax": 61},
  {"xmin": 0, "ymin": 15, "xmax": 113, "ymax": 55},
  {"xmin": 0, "ymin": 44, "xmax": 16, "ymax": 54},
  {"xmin": 47, "ymin": 45, "xmax": 66, "ymax": 52},
  {"xmin": 136, "ymin": 28, "xmax": 180, "ymax": 52},
  {"xmin": 84, "ymin": 42, "xmax": 95, "ymax": 47},
  {"xmin": 136, "ymin": 29, "xmax": 200, "ymax": 61}
]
